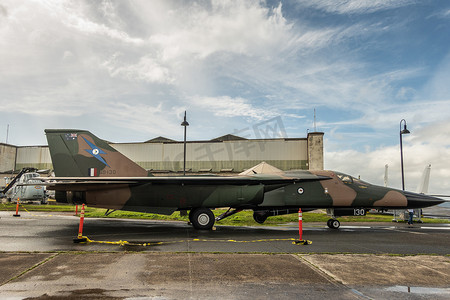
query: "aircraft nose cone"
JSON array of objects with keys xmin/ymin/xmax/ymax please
[{"xmin": 404, "ymin": 191, "xmax": 445, "ymax": 208}]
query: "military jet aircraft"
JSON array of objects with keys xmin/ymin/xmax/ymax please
[{"xmin": 41, "ymin": 129, "xmax": 444, "ymax": 230}]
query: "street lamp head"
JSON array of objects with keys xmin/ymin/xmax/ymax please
[
  {"xmin": 400, "ymin": 119, "xmax": 410, "ymax": 135},
  {"xmin": 181, "ymin": 111, "xmax": 189, "ymax": 127},
  {"xmin": 401, "ymin": 126, "xmax": 410, "ymax": 135}
]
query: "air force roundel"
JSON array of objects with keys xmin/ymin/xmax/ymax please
[{"xmin": 82, "ymin": 137, "xmax": 110, "ymax": 167}]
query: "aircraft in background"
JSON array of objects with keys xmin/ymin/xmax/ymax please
[
  {"xmin": 35, "ymin": 129, "xmax": 444, "ymax": 230},
  {"xmin": 387, "ymin": 164, "xmax": 437, "ymax": 222},
  {"xmin": 2, "ymin": 168, "xmax": 47, "ymax": 204}
]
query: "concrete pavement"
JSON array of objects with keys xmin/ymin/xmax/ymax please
[
  {"xmin": 0, "ymin": 210, "xmax": 449, "ymax": 299},
  {"xmin": 0, "ymin": 252, "xmax": 449, "ymax": 299}
]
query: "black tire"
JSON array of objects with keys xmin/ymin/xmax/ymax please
[
  {"xmin": 188, "ymin": 209, "xmax": 195, "ymax": 223},
  {"xmin": 330, "ymin": 219, "xmax": 340, "ymax": 229},
  {"xmin": 190, "ymin": 208, "xmax": 215, "ymax": 230},
  {"xmin": 253, "ymin": 211, "xmax": 268, "ymax": 224},
  {"xmin": 327, "ymin": 219, "xmax": 333, "ymax": 228}
]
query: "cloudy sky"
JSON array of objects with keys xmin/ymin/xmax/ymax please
[{"xmin": 1, "ymin": 0, "xmax": 449, "ymax": 194}]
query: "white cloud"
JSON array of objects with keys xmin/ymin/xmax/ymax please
[
  {"xmin": 300, "ymin": 0, "xmax": 415, "ymax": 15},
  {"xmin": 102, "ymin": 53, "xmax": 175, "ymax": 84},
  {"xmin": 1, "ymin": 0, "xmax": 402, "ymax": 113},
  {"xmin": 444, "ymin": 9, "xmax": 450, "ymax": 18},
  {"xmin": 325, "ymin": 117, "xmax": 450, "ymax": 195},
  {"xmin": 1, "ymin": 0, "xmax": 449, "ymax": 180},
  {"xmin": 101, "ymin": 102, "xmax": 181, "ymax": 137},
  {"xmin": 144, "ymin": 1, "xmax": 292, "ymax": 60},
  {"xmin": 320, "ymin": 99, "xmax": 450, "ymax": 132},
  {"xmin": 421, "ymin": 53, "xmax": 450, "ymax": 101},
  {"xmin": 409, "ymin": 121, "xmax": 450, "ymax": 147},
  {"xmin": 38, "ymin": 0, "xmax": 144, "ymax": 44},
  {"xmin": 428, "ymin": 8, "xmax": 450, "ymax": 19},
  {"xmin": 190, "ymin": 96, "xmax": 277, "ymax": 120},
  {"xmin": 325, "ymin": 142, "xmax": 450, "ymax": 195},
  {"xmin": 0, "ymin": 4, "xmax": 7, "ymax": 18}
]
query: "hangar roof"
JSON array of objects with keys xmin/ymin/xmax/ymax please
[
  {"xmin": 210, "ymin": 134, "xmax": 246, "ymax": 142},
  {"xmin": 145, "ymin": 136, "xmax": 176, "ymax": 143}
]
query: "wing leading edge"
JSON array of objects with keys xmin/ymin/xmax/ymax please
[{"xmin": 37, "ymin": 173, "xmax": 332, "ymax": 191}]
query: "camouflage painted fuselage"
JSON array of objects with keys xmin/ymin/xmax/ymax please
[
  {"xmin": 45, "ymin": 129, "xmax": 444, "ymax": 216},
  {"xmin": 260, "ymin": 170, "xmax": 413, "ymax": 209}
]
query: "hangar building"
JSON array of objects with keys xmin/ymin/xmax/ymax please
[{"xmin": 0, "ymin": 132, "xmax": 324, "ymax": 185}]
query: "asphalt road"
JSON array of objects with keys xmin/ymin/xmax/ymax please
[
  {"xmin": 0, "ymin": 211, "xmax": 449, "ymax": 254},
  {"xmin": 0, "ymin": 211, "xmax": 449, "ymax": 299}
]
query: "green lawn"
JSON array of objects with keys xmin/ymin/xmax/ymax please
[{"xmin": 1, "ymin": 202, "xmax": 448, "ymax": 226}]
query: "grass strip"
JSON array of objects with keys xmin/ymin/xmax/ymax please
[{"xmin": 1, "ymin": 202, "xmax": 448, "ymax": 225}]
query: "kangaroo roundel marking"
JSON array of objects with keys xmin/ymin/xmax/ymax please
[
  {"xmin": 82, "ymin": 136, "xmax": 110, "ymax": 167},
  {"xmin": 297, "ymin": 187, "xmax": 304, "ymax": 194}
]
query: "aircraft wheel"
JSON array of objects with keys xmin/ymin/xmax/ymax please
[
  {"xmin": 327, "ymin": 219, "xmax": 340, "ymax": 229},
  {"xmin": 190, "ymin": 208, "xmax": 215, "ymax": 230},
  {"xmin": 188, "ymin": 209, "xmax": 195, "ymax": 223},
  {"xmin": 253, "ymin": 211, "xmax": 268, "ymax": 224}
]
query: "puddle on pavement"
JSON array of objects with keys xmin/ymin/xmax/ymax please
[{"xmin": 385, "ymin": 285, "xmax": 450, "ymax": 295}]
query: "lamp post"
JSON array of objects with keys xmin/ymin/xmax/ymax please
[
  {"xmin": 399, "ymin": 119, "xmax": 410, "ymax": 191},
  {"xmin": 181, "ymin": 111, "xmax": 189, "ymax": 176}
]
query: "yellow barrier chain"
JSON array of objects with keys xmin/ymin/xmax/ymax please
[
  {"xmin": 19, "ymin": 204, "xmax": 54, "ymax": 217},
  {"xmin": 78, "ymin": 236, "xmax": 298, "ymax": 247},
  {"xmin": 3, "ymin": 205, "xmax": 310, "ymax": 246}
]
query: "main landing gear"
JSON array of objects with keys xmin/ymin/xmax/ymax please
[
  {"xmin": 327, "ymin": 218, "xmax": 340, "ymax": 229},
  {"xmin": 189, "ymin": 208, "xmax": 215, "ymax": 230},
  {"xmin": 253, "ymin": 211, "xmax": 268, "ymax": 224}
]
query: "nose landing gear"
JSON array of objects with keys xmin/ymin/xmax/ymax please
[{"xmin": 327, "ymin": 219, "xmax": 340, "ymax": 229}]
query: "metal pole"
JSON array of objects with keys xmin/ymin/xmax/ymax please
[
  {"xmin": 400, "ymin": 129, "xmax": 405, "ymax": 191},
  {"xmin": 181, "ymin": 111, "xmax": 189, "ymax": 176},
  {"xmin": 399, "ymin": 119, "xmax": 409, "ymax": 191},
  {"xmin": 183, "ymin": 124, "xmax": 187, "ymax": 176}
]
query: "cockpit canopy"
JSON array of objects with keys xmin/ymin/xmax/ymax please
[
  {"xmin": 335, "ymin": 172, "xmax": 370, "ymax": 186},
  {"xmin": 20, "ymin": 173, "xmax": 40, "ymax": 183}
]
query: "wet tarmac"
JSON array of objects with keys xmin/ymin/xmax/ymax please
[
  {"xmin": 0, "ymin": 211, "xmax": 449, "ymax": 299},
  {"xmin": 0, "ymin": 211, "xmax": 449, "ymax": 254}
]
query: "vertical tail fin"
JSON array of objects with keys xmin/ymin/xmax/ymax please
[
  {"xmin": 45, "ymin": 129, "xmax": 149, "ymax": 177},
  {"xmin": 416, "ymin": 164, "xmax": 431, "ymax": 194},
  {"xmin": 384, "ymin": 164, "xmax": 389, "ymax": 187}
]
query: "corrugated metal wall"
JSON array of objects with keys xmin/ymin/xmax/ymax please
[
  {"xmin": 15, "ymin": 146, "xmax": 52, "ymax": 170},
  {"xmin": 112, "ymin": 139, "xmax": 308, "ymax": 172},
  {"xmin": 8, "ymin": 138, "xmax": 311, "ymax": 173},
  {"xmin": 0, "ymin": 144, "xmax": 16, "ymax": 172}
]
